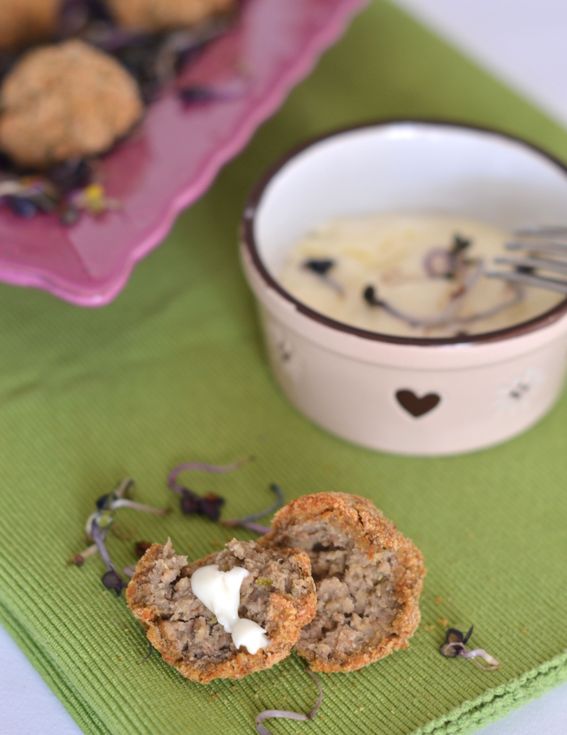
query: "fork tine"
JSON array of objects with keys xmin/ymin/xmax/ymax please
[
  {"xmin": 506, "ymin": 241, "xmax": 567, "ymax": 256},
  {"xmin": 484, "ymin": 269, "xmax": 567, "ymax": 295},
  {"xmin": 494, "ymin": 255, "xmax": 567, "ymax": 275},
  {"xmin": 514, "ymin": 226, "xmax": 567, "ymax": 237}
]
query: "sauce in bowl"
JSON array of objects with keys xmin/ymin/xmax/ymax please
[{"xmin": 279, "ymin": 213, "xmax": 561, "ymax": 338}]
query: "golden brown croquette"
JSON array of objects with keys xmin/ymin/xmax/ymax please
[
  {"xmin": 0, "ymin": 40, "xmax": 143, "ymax": 168},
  {"xmin": 126, "ymin": 538, "xmax": 316, "ymax": 683},
  {"xmin": 0, "ymin": 0, "xmax": 59, "ymax": 50},
  {"xmin": 261, "ymin": 492, "xmax": 425, "ymax": 673},
  {"xmin": 107, "ymin": 0, "xmax": 235, "ymax": 32}
]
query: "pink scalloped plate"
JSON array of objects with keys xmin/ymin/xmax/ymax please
[{"xmin": 0, "ymin": 0, "xmax": 365, "ymax": 306}]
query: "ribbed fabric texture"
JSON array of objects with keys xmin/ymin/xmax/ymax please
[{"xmin": 1, "ymin": 2, "xmax": 567, "ymax": 734}]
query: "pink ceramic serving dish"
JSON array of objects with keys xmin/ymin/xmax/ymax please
[{"xmin": 0, "ymin": 0, "xmax": 364, "ymax": 306}]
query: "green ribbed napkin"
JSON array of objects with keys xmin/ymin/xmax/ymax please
[{"xmin": 1, "ymin": 2, "xmax": 567, "ymax": 734}]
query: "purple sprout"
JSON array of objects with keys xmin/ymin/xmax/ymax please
[
  {"xmin": 73, "ymin": 478, "xmax": 168, "ymax": 595},
  {"xmin": 222, "ymin": 483, "xmax": 284, "ymax": 534},
  {"xmin": 440, "ymin": 626, "xmax": 499, "ymax": 670},
  {"xmin": 255, "ymin": 669, "xmax": 323, "ymax": 735},
  {"xmin": 90, "ymin": 519, "xmax": 124, "ymax": 595},
  {"xmin": 302, "ymin": 257, "xmax": 344, "ymax": 296},
  {"xmin": 167, "ymin": 457, "xmax": 252, "ymax": 520},
  {"xmin": 177, "ymin": 79, "xmax": 247, "ymax": 106}
]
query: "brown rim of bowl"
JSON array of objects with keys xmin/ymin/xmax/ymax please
[{"xmin": 241, "ymin": 118, "xmax": 567, "ymax": 347}]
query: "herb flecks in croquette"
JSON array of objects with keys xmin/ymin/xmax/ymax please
[{"xmin": 126, "ymin": 539, "xmax": 316, "ymax": 683}]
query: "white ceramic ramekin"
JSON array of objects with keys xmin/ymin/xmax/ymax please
[{"xmin": 240, "ymin": 121, "xmax": 567, "ymax": 455}]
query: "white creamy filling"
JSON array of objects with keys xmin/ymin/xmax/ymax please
[{"xmin": 190, "ymin": 564, "xmax": 269, "ymax": 655}]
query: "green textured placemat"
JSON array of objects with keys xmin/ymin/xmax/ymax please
[{"xmin": 1, "ymin": 2, "xmax": 567, "ymax": 734}]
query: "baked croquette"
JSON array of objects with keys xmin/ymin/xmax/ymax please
[
  {"xmin": 261, "ymin": 492, "xmax": 425, "ymax": 673},
  {"xmin": 126, "ymin": 538, "xmax": 316, "ymax": 683},
  {"xmin": 0, "ymin": 0, "xmax": 59, "ymax": 50},
  {"xmin": 107, "ymin": 0, "xmax": 235, "ymax": 32},
  {"xmin": 0, "ymin": 40, "xmax": 143, "ymax": 168}
]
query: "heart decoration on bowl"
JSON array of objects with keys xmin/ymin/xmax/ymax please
[{"xmin": 395, "ymin": 389, "xmax": 441, "ymax": 418}]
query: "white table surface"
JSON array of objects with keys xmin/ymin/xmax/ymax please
[{"xmin": 2, "ymin": 1, "xmax": 567, "ymax": 733}]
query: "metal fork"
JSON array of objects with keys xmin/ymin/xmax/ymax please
[{"xmin": 484, "ymin": 226, "xmax": 567, "ymax": 295}]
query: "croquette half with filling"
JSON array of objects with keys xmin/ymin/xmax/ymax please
[
  {"xmin": 261, "ymin": 492, "xmax": 425, "ymax": 673},
  {"xmin": 126, "ymin": 538, "xmax": 316, "ymax": 683}
]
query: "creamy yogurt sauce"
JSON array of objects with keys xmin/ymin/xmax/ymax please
[
  {"xmin": 191, "ymin": 565, "xmax": 269, "ymax": 655},
  {"xmin": 278, "ymin": 213, "xmax": 562, "ymax": 338}
]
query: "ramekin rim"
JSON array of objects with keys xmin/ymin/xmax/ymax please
[{"xmin": 241, "ymin": 118, "xmax": 567, "ymax": 348}]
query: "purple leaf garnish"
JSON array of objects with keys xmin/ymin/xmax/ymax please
[
  {"xmin": 451, "ymin": 233, "xmax": 472, "ymax": 255},
  {"xmin": 48, "ymin": 159, "xmax": 94, "ymax": 193},
  {"xmin": 101, "ymin": 569, "xmax": 124, "ymax": 595},
  {"xmin": 256, "ymin": 669, "xmax": 323, "ymax": 735},
  {"xmin": 177, "ymin": 83, "xmax": 243, "ymax": 106},
  {"xmin": 302, "ymin": 258, "xmax": 335, "ymax": 276},
  {"xmin": 302, "ymin": 257, "xmax": 344, "ymax": 295},
  {"xmin": 179, "ymin": 488, "xmax": 202, "ymax": 515},
  {"xmin": 168, "ymin": 458, "xmax": 251, "ymax": 519},
  {"xmin": 6, "ymin": 196, "xmax": 38, "ymax": 220},
  {"xmin": 440, "ymin": 625, "xmax": 499, "ymax": 670},
  {"xmin": 95, "ymin": 493, "xmax": 111, "ymax": 511},
  {"xmin": 362, "ymin": 285, "xmax": 386, "ymax": 308},
  {"xmin": 200, "ymin": 493, "xmax": 225, "ymax": 521},
  {"xmin": 178, "ymin": 488, "xmax": 224, "ymax": 519}
]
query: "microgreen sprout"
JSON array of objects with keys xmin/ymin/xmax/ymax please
[
  {"xmin": 167, "ymin": 457, "xmax": 252, "ymax": 520},
  {"xmin": 303, "ymin": 258, "xmax": 335, "ymax": 276},
  {"xmin": 177, "ymin": 81, "xmax": 246, "ymax": 106},
  {"xmin": 440, "ymin": 626, "xmax": 500, "ymax": 670},
  {"xmin": 255, "ymin": 668, "xmax": 323, "ymax": 735},
  {"xmin": 302, "ymin": 257, "xmax": 344, "ymax": 295},
  {"xmin": 72, "ymin": 478, "xmax": 168, "ymax": 594},
  {"xmin": 451, "ymin": 233, "xmax": 473, "ymax": 255},
  {"xmin": 91, "ymin": 519, "xmax": 123, "ymax": 595},
  {"xmin": 364, "ymin": 257, "xmax": 525, "ymax": 332},
  {"xmin": 222, "ymin": 483, "xmax": 284, "ymax": 534}
]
